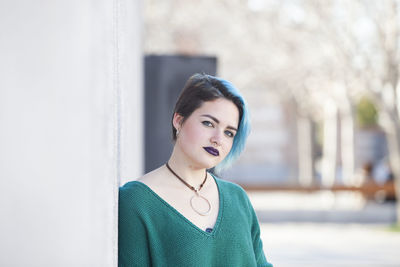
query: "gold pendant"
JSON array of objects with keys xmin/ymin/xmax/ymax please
[{"xmin": 190, "ymin": 190, "xmax": 211, "ymax": 216}]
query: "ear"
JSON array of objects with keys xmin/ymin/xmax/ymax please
[{"xmin": 172, "ymin": 113, "xmax": 184, "ymax": 130}]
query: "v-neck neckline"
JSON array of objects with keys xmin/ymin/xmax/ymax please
[{"xmin": 133, "ymin": 173, "xmax": 224, "ymax": 237}]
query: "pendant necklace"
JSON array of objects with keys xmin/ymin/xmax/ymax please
[{"xmin": 165, "ymin": 162, "xmax": 212, "ymax": 216}]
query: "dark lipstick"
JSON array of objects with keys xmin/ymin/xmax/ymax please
[{"xmin": 203, "ymin": 147, "xmax": 219, "ymax": 156}]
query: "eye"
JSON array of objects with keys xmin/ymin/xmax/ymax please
[
  {"xmin": 202, "ymin": 121, "xmax": 214, "ymax": 127},
  {"xmin": 225, "ymin": 130, "xmax": 235, "ymax": 138}
]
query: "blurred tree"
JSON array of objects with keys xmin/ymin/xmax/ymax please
[
  {"xmin": 357, "ymin": 96, "xmax": 379, "ymax": 128},
  {"xmin": 307, "ymin": 0, "xmax": 400, "ymax": 223}
]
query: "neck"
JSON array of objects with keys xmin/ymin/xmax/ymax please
[{"xmin": 167, "ymin": 147, "xmax": 207, "ymax": 187}]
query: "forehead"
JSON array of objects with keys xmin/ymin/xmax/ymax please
[{"xmin": 193, "ymin": 98, "xmax": 240, "ymax": 127}]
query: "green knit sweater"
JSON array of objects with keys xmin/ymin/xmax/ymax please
[{"xmin": 118, "ymin": 175, "xmax": 273, "ymax": 267}]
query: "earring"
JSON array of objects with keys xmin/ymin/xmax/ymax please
[{"xmin": 176, "ymin": 129, "xmax": 180, "ymax": 137}]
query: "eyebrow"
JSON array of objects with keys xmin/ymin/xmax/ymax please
[{"xmin": 201, "ymin": 114, "xmax": 238, "ymax": 131}]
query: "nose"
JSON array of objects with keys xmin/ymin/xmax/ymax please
[{"xmin": 210, "ymin": 130, "xmax": 222, "ymax": 147}]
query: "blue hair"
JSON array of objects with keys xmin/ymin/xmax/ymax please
[{"xmin": 211, "ymin": 76, "xmax": 251, "ymax": 174}]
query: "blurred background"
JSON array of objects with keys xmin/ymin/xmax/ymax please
[
  {"xmin": 143, "ymin": 1, "xmax": 400, "ymax": 266},
  {"xmin": 1, "ymin": 0, "xmax": 400, "ymax": 266}
]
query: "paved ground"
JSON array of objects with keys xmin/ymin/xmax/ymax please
[
  {"xmin": 249, "ymin": 191, "xmax": 396, "ymax": 224},
  {"xmin": 248, "ymin": 191, "xmax": 400, "ymax": 266},
  {"xmin": 260, "ymin": 223, "xmax": 400, "ymax": 267}
]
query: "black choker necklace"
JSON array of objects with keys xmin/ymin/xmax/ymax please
[{"xmin": 165, "ymin": 162, "xmax": 212, "ymax": 216}]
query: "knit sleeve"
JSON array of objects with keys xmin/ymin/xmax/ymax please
[
  {"xmin": 118, "ymin": 186, "xmax": 151, "ymax": 267},
  {"xmin": 247, "ymin": 196, "xmax": 274, "ymax": 267}
]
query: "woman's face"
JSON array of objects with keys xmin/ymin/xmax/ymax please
[{"xmin": 173, "ymin": 98, "xmax": 240, "ymax": 170}]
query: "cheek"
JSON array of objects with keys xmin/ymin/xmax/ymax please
[
  {"xmin": 182, "ymin": 121, "xmax": 205, "ymax": 143},
  {"xmin": 223, "ymin": 140, "xmax": 234, "ymax": 154}
]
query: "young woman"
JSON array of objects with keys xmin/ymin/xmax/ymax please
[{"xmin": 118, "ymin": 74, "xmax": 273, "ymax": 267}]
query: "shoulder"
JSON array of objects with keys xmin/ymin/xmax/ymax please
[
  {"xmin": 213, "ymin": 174, "xmax": 256, "ymax": 219},
  {"xmin": 212, "ymin": 174, "xmax": 250, "ymax": 202},
  {"xmin": 120, "ymin": 165, "xmax": 165, "ymax": 196},
  {"xmin": 213, "ymin": 175, "xmax": 244, "ymax": 191},
  {"xmin": 135, "ymin": 165, "xmax": 167, "ymax": 189},
  {"xmin": 212, "ymin": 173, "xmax": 246, "ymax": 192},
  {"xmin": 118, "ymin": 180, "xmax": 158, "ymax": 220},
  {"xmin": 119, "ymin": 181, "xmax": 140, "ymax": 200},
  {"xmin": 120, "ymin": 180, "xmax": 144, "ymax": 193},
  {"xmin": 119, "ymin": 180, "xmax": 150, "ymax": 205}
]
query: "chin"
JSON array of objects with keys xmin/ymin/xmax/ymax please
[
  {"xmin": 185, "ymin": 148, "xmax": 223, "ymax": 169},
  {"xmin": 191, "ymin": 157, "xmax": 219, "ymax": 170}
]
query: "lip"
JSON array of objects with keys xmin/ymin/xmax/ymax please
[{"xmin": 203, "ymin": 147, "xmax": 219, "ymax": 156}]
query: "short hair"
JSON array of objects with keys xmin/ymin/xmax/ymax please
[{"xmin": 171, "ymin": 73, "xmax": 251, "ymax": 173}]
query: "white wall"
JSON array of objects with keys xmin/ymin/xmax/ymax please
[{"xmin": 0, "ymin": 0, "xmax": 142, "ymax": 266}]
